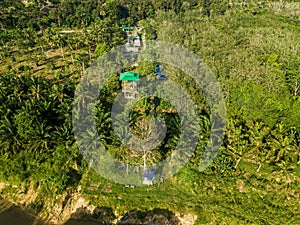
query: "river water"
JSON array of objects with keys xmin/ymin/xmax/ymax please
[
  {"xmin": 0, "ymin": 201, "xmax": 39, "ymax": 225},
  {"xmin": 0, "ymin": 206, "xmax": 35, "ymax": 225}
]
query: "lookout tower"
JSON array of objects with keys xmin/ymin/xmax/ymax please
[{"xmin": 119, "ymin": 72, "xmax": 140, "ymax": 99}]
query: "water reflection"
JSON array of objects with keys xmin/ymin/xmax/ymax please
[{"xmin": 0, "ymin": 204, "xmax": 36, "ymax": 225}]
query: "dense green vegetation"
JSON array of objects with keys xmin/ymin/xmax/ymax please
[{"xmin": 0, "ymin": 0, "xmax": 299, "ymax": 224}]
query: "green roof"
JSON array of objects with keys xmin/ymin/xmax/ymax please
[
  {"xmin": 122, "ymin": 26, "xmax": 130, "ymax": 31},
  {"xmin": 119, "ymin": 72, "xmax": 139, "ymax": 81}
]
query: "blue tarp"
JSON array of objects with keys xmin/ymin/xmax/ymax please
[
  {"xmin": 156, "ymin": 64, "xmax": 162, "ymax": 76},
  {"xmin": 143, "ymin": 170, "xmax": 155, "ymax": 179},
  {"xmin": 156, "ymin": 65, "xmax": 168, "ymax": 80}
]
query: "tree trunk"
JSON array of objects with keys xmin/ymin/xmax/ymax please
[
  {"xmin": 256, "ymin": 163, "xmax": 262, "ymax": 172},
  {"xmin": 234, "ymin": 157, "xmax": 241, "ymax": 169},
  {"xmin": 61, "ymin": 46, "xmax": 64, "ymax": 58}
]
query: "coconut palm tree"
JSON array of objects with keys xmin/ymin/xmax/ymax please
[
  {"xmin": 246, "ymin": 120, "xmax": 271, "ymax": 171},
  {"xmin": 267, "ymin": 123, "xmax": 297, "ymax": 163},
  {"xmin": 225, "ymin": 118, "xmax": 249, "ymax": 168}
]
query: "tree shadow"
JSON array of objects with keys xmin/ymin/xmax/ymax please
[
  {"xmin": 62, "ymin": 207, "xmax": 181, "ymax": 225},
  {"xmin": 117, "ymin": 208, "xmax": 181, "ymax": 225},
  {"xmin": 0, "ymin": 198, "xmax": 181, "ymax": 225},
  {"xmin": 63, "ymin": 206, "xmax": 115, "ymax": 225}
]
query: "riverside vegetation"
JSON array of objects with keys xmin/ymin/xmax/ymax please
[{"xmin": 0, "ymin": 0, "xmax": 299, "ymax": 224}]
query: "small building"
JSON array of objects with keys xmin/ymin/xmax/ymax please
[
  {"xmin": 142, "ymin": 170, "xmax": 155, "ymax": 185},
  {"xmin": 133, "ymin": 37, "xmax": 141, "ymax": 48},
  {"xmin": 119, "ymin": 72, "xmax": 140, "ymax": 99},
  {"xmin": 122, "ymin": 26, "xmax": 131, "ymax": 32},
  {"xmin": 124, "ymin": 35, "xmax": 140, "ymax": 52}
]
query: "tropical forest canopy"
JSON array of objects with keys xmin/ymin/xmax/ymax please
[{"xmin": 0, "ymin": 0, "xmax": 299, "ymax": 224}]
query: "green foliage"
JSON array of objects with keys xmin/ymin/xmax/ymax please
[
  {"xmin": 94, "ymin": 42, "xmax": 109, "ymax": 58},
  {"xmin": 0, "ymin": 1, "xmax": 299, "ymax": 224},
  {"xmin": 202, "ymin": 0, "xmax": 228, "ymax": 17}
]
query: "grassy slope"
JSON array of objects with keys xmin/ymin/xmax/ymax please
[
  {"xmin": 80, "ymin": 159, "xmax": 299, "ymax": 224},
  {"xmin": 0, "ymin": 3, "xmax": 299, "ymax": 225},
  {"xmin": 78, "ymin": 6, "xmax": 300, "ymax": 224}
]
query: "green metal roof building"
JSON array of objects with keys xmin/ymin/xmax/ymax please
[
  {"xmin": 119, "ymin": 72, "xmax": 139, "ymax": 81},
  {"xmin": 119, "ymin": 72, "xmax": 140, "ymax": 99},
  {"xmin": 122, "ymin": 26, "xmax": 130, "ymax": 31}
]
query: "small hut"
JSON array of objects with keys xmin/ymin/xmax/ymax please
[
  {"xmin": 122, "ymin": 26, "xmax": 131, "ymax": 32},
  {"xmin": 142, "ymin": 170, "xmax": 155, "ymax": 185},
  {"xmin": 119, "ymin": 72, "xmax": 139, "ymax": 99},
  {"xmin": 133, "ymin": 37, "xmax": 141, "ymax": 48}
]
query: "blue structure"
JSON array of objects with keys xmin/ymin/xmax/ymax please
[
  {"xmin": 143, "ymin": 170, "xmax": 155, "ymax": 179},
  {"xmin": 155, "ymin": 64, "xmax": 168, "ymax": 80},
  {"xmin": 142, "ymin": 170, "xmax": 155, "ymax": 185},
  {"xmin": 155, "ymin": 64, "xmax": 162, "ymax": 76}
]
